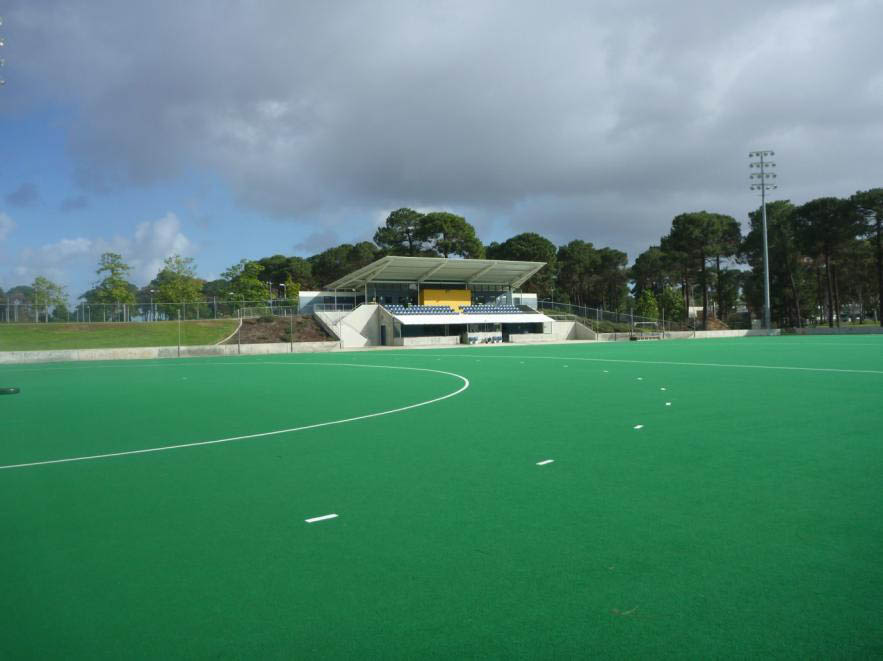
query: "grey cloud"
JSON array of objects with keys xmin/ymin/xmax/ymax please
[
  {"xmin": 59, "ymin": 194, "xmax": 89, "ymax": 212},
  {"xmin": 5, "ymin": 182, "xmax": 39, "ymax": 207},
  {"xmin": 5, "ymin": 0, "xmax": 883, "ymax": 258},
  {"xmin": 293, "ymin": 228, "xmax": 341, "ymax": 256}
]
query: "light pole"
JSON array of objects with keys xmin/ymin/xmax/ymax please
[
  {"xmin": 0, "ymin": 16, "xmax": 6, "ymax": 86},
  {"xmin": 279, "ymin": 283, "xmax": 286, "ymax": 314},
  {"xmin": 750, "ymin": 150, "xmax": 777, "ymax": 331},
  {"xmin": 150, "ymin": 289, "xmax": 156, "ymax": 321}
]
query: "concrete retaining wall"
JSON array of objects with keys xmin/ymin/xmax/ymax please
[
  {"xmin": 508, "ymin": 333, "xmax": 559, "ymax": 344},
  {"xmin": 400, "ymin": 336, "xmax": 460, "ymax": 347},
  {"xmin": 0, "ymin": 341, "xmax": 341, "ymax": 365}
]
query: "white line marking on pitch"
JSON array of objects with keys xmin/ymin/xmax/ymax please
[
  {"xmin": 660, "ymin": 387, "xmax": 666, "ymax": 391},
  {"xmin": 665, "ymin": 402, "xmax": 671, "ymax": 406},
  {"xmin": 434, "ymin": 354, "xmax": 883, "ymax": 376},
  {"xmin": 305, "ymin": 514, "xmax": 338, "ymax": 523},
  {"xmin": 537, "ymin": 459, "xmax": 554, "ymax": 466},
  {"xmin": 637, "ymin": 377, "xmax": 643, "ymax": 380},
  {"xmin": 0, "ymin": 363, "xmax": 471, "ymax": 471},
  {"xmin": 633, "ymin": 424, "xmax": 644, "ymax": 430}
]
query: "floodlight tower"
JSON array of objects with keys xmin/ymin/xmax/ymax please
[
  {"xmin": 0, "ymin": 16, "xmax": 6, "ymax": 86},
  {"xmin": 749, "ymin": 150, "xmax": 777, "ymax": 330}
]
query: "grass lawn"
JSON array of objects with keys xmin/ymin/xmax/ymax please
[
  {"xmin": 0, "ymin": 320, "xmax": 239, "ymax": 351},
  {"xmin": 1, "ymin": 335, "xmax": 881, "ymax": 658}
]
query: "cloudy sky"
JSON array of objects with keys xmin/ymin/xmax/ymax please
[{"xmin": 1, "ymin": 0, "xmax": 881, "ymax": 298}]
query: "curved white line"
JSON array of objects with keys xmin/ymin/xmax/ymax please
[
  {"xmin": 215, "ymin": 318, "xmax": 242, "ymax": 345},
  {"xmin": 426, "ymin": 353, "xmax": 883, "ymax": 375},
  {"xmin": 0, "ymin": 362, "xmax": 470, "ymax": 471}
]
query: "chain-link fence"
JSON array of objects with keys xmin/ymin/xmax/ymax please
[
  {"xmin": 0, "ymin": 299, "xmax": 300, "ymax": 323},
  {"xmin": 537, "ymin": 300, "xmax": 693, "ymax": 333}
]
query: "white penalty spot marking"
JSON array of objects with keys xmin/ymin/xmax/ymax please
[
  {"xmin": 537, "ymin": 459, "xmax": 554, "ymax": 466},
  {"xmin": 637, "ymin": 377, "xmax": 643, "ymax": 381},
  {"xmin": 305, "ymin": 513, "xmax": 338, "ymax": 524},
  {"xmin": 665, "ymin": 402, "xmax": 672, "ymax": 406},
  {"xmin": 603, "ymin": 370, "xmax": 609, "ymax": 373},
  {"xmin": 633, "ymin": 424, "xmax": 644, "ymax": 430}
]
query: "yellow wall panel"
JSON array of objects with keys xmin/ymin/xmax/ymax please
[{"xmin": 420, "ymin": 289, "xmax": 471, "ymax": 309}]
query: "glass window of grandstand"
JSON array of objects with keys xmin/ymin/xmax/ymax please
[
  {"xmin": 469, "ymin": 284, "xmax": 507, "ymax": 305},
  {"xmin": 370, "ymin": 283, "xmax": 415, "ymax": 306}
]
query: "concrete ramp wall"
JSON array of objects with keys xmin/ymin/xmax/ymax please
[
  {"xmin": 313, "ymin": 310, "xmax": 343, "ymax": 341},
  {"xmin": 320, "ymin": 304, "xmax": 382, "ymax": 348},
  {"xmin": 548, "ymin": 320, "xmax": 596, "ymax": 340}
]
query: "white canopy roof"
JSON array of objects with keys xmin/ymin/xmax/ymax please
[{"xmin": 324, "ymin": 256, "xmax": 546, "ymax": 290}]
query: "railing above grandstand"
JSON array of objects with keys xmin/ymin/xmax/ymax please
[
  {"xmin": 382, "ymin": 305, "xmax": 455, "ymax": 315},
  {"xmin": 381, "ymin": 304, "xmax": 538, "ymax": 316},
  {"xmin": 461, "ymin": 305, "xmax": 521, "ymax": 314}
]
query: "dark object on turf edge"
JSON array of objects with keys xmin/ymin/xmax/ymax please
[{"xmin": 0, "ymin": 387, "xmax": 20, "ymax": 395}]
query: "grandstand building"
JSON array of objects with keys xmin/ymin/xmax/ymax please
[{"xmin": 298, "ymin": 256, "xmax": 594, "ymax": 347}]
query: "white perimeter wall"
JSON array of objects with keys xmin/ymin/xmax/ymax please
[
  {"xmin": 399, "ymin": 336, "xmax": 460, "ymax": 347},
  {"xmin": 793, "ymin": 326, "xmax": 883, "ymax": 335},
  {"xmin": 596, "ymin": 329, "xmax": 783, "ymax": 341},
  {"xmin": 0, "ymin": 341, "xmax": 340, "ymax": 364}
]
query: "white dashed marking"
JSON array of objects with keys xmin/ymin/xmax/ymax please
[{"xmin": 305, "ymin": 514, "xmax": 338, "ymax": 524}]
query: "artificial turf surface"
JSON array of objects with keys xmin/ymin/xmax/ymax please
[
  {"xmin": 0, "ymin": 320, "xmax": 239, "ymax": 351},
  {"xmin": 1, "ymin": 336, "xmax": 881, "ymax": 658}
]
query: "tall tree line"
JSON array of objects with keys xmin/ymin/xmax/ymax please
[{"xmin": 3, "ymin": 191, "xmax": 881, "ymax": 328}]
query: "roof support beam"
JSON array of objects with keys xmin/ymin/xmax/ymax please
[
  {"xmin": 364, "ymin": 260, "xmax": 393, "ymax": 282},
  {"xmin": 467, "ymin": 261, "xmax": 498, "ymax": 284},
  {"xmin": 511, "ymin": 262, "xmax": 545, "ymax": 288},
  {"xmin": 417, "ymin": 261, "xmax": 447, "ymax": 283}
]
